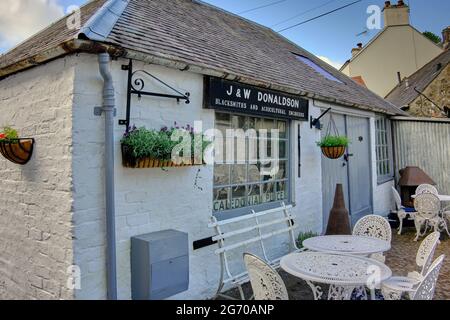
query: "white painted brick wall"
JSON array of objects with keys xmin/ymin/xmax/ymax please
[
  {"xmin": 71, "ymin": 54, "xmax": 324, "ymax": 300},
  {"xmin": 0, "ymin": 57, "xmax": 76, "ymax": 299}
]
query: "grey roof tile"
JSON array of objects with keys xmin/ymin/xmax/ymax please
[{"xmin": 386, "ymin": 50, "xmax": 450, "ymax": 107}]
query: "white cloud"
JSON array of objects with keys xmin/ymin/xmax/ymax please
[
  {"xmin": 0, "ymin": 0, "xmax": 64, "ymax": 50},
  {"xmin": 317, "ymin": 56, "xmax": 343, "ymax": 70}
]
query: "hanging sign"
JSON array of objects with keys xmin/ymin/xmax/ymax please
[{"xmin": 204, "ymin": 77, "xmax": 309, "ymax": 121}]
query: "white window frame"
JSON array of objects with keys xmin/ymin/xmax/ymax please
[
  {"xmin": 212, "ymin": 112, "xmax": 292, "ymax": 221},
  {"xmin": 375, "ymin": 115, "xmax": 394, "ymax": 184}
]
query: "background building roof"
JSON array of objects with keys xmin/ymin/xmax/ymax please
[{"xmin": 386, "ymin": 49, "xmax": 450, "ymax": 108}]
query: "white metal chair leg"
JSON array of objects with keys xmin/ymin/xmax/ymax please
[{"xmin": 398, "ymin": 216, "xmax": 404, "ymax": 235}]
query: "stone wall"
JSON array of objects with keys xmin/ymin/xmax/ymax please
[{"xmin": 409, "ymin": 64, "xmax": 450, "ymax": 118}]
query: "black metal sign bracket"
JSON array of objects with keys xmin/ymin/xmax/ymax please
[
  {"xmin": 310, "ymin": 107, "xmax": 332, "ymax": 129},
  {"xmin": 119, "ymin": 59, "xmax": 191, "ymax": 129}
]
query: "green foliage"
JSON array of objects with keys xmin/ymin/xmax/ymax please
[
  {"xmin": 297, "ymin": 231, "xmax": 319, "ymax": 248},
  {"xmin": 316, "ymin": 135, "xmax": 350, "ymax": 147},
  {"xmin": 423, "ymin": 31, "xmax": 442, "ymax": 44},
  {"xmin": 121, "ymin": 125, "xmax": 210, "ymax": 161},
  {"xmin": 0, "ymin": 126, "xmax": 18, "ymax": 141}
]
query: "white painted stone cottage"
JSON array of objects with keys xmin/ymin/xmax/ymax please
[{"xmin": 0, "ymin": 0, "xmax": 405, "ymax": 300}]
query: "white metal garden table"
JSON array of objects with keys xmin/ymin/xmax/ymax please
[
  {"xmin": 412, "ymin": 194, "xmax": 450, "ymax": 202},
  {"xmin": 302, "ymin": 235, "xmax": 391, "ymax": 256},
  {"xmin": 280, "ymin": 252, "xmax": 392, "ymax": 300}
]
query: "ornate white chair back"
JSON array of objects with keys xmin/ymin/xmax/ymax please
[
  {"xmin": 414, "ymin": 193, "xmax": 441, "ymax": 220},
  {"xmin": 243, "ymin": 253, "xmax": 289, "ymax": 300},
  {"xmin": 416, "ymin": 232, "xmax": 441, "ymax": 276},
  {"xmin": 415, "ymin": 184, "xmax": 438, "ymax": 196},
  {"xmin": 353, "ymin": 215, "xmax": 392, "ymax": 243},
  {"xmin": 391, "ymin": 186, "xmax": 403, "ymax": 210},
  {"xmin": 412, "ymin": 255, "xmax": 445, "ymax": 300}
]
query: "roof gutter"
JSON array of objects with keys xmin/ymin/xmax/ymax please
[{"xmin": 0, "ymin": 38, "xmax": 399, "ymax": 116}]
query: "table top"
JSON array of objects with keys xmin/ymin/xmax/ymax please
[
  {"xmin": 412, "ymin": 194, "xmax": 450, "ymax": 201},
  {"xmin": 280, "ymin": 252, "xmax": 392, "ymax": 286},
  {"xmin": 302, "ymin": 235, "xmax": 391, "ymax": 255}
]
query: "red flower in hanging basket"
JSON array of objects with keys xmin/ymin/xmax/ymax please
[{"xmin": 0, "ymin": 133, "xmax": 6, "ymax": 140}]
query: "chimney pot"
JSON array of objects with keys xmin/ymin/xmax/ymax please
[
  {"xmin": 398, "ymin": 0, "xmax": 404, "ymax": 6},
  {"xmin": 357, "ymin": 43, "xmax": 363, "ymax": 49},
  {"xmin": 385, "ymin": 1, "xmax": 391, "ymax": 8}
]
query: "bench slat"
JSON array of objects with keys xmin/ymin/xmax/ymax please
[
  {"xmin": 212, "ymin": 216, "xmax": 293, "ymax": 242},
  {"xmin": 214, "ymin": 225, "xmax": 297, "ymax": 255},
  {"xmin": 208, "ymin": 204, "xmax": 293, "ymax": 228}
]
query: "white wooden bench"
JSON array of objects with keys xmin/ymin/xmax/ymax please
[{"xmin": 208, "ymin": 202, "xmax": 300, "ymax": 300}]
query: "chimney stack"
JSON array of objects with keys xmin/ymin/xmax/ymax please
[
  {"xmin": 442, "ymin": 26, "xmax": 450, "ymax": 50},
  {"xmin": 384, "ymin": 0, "xmax": 410, "ymax": 27},
  {"xmin": 351, "ymin": 43, "xmax": 363, "ymax": 57}
]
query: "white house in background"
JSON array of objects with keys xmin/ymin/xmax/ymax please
[
  {"xmin": 0, "ymin": 0, "xmax": 405, "ymax": 300},
  {"xmin": 340, "ymin": 0, "xmax": 444, "ymax": 98}
]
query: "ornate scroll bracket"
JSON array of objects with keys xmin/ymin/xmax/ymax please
[{"xmin": 119, "ymin": 59, "xmax": 191, "ymax": 129}]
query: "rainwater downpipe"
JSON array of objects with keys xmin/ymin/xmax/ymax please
[{"xmin": 98, "ymin": 53, "xmax": 117, "ymax": 300}]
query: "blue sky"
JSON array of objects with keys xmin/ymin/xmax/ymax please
[{"xmin": 2, "ymin": 0, "xmax": 449, "ymax": 68}]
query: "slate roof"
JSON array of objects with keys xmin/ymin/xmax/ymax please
[
  {"xmin": 0, "ymin": 0, "xmax": 107, "ymax": 68},
  {"xmin": 386, "ymin": 49, "xmax": 450, "ymax": 107},
  {"xmin": 0, "ymin": 0, "xmax": 405, "ymax": 115}
]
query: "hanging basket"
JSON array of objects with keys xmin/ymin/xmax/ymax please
[
  {"xmin": 321, "ymin": 146, "xmax": 346, "ymax": 159},
  {"xmin": 0, "ymin": 138, "xmax": 34, "ymax": 165},
  {"xmin": 318, "ymin": 113, "xmax": 349, "ymax": 160},
  {"xmin": 121, "ymin": 144, "xmax": 203, "ymax": 168}
]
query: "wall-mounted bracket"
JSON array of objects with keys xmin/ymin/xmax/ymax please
[
  {"xmin": 119, "ymin": 59, "xmax": 191, "ymax": 130},
  {"xmin": 310, "ymin": 107, "xmax": 332, "ymax": 129},
  {"xmin": 94, "ymin": 106, "xmax": 117, "ymax": 117}
]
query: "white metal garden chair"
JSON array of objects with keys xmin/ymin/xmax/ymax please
[
  {"xmin": 381, "ymin": 254, "xmax": 445, "ymax": 300},
  {"xmin": 391, "ymin": 186, "xmax": 415, "ymax": 235},
  {"xmin": 381, "ymin": 231, "xmax": 440, "ymax": 298},
  {"xmin": 407, "ymin": 231, "xmax": 441, "ymax": 281},
  {"xmin": 353, "ymin": 215, "xmax": 392, "ymax": 263},
  {"xmin": 415, "ymin": 184, "xmax": 439, "ymax": 196},
  {"xmin": 413, "ymin": 193, "xmax": 450, "ymax": 241},
  {"xmin": 243, "ymin": 253, "xmax": 289, "ymax": 300}
]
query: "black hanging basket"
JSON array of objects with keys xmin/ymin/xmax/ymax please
[
  {"xmin": 0, "ymin": 138, "xmax": 35, "ymax": 165},
  {"xmin": 321, "ymin": 146, "xmax": 346, "ymax": 159}
]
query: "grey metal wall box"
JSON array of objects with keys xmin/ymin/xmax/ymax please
[{"xmin": 131, "ymin": 230, "xmax": 189, "ymax": 300}]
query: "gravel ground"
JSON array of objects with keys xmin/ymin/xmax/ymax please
[{"xmin": 220, "ymin": 229, "xmax": 449, "ymax": 300}]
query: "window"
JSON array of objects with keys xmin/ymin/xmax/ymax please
[
  {"xmin": 295, "ymin": 54, "xmax": 344, "ymax": 84},
  {"xmin": 213, "ymin": 113, "xmax": 290, "ymax": 217},
  {"xmin": 375, "ymin": 116, "xmax": 393, "ymax": 183}
]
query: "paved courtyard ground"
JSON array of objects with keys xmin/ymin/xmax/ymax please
[{"xmin": 221, "ymin": 228, "xmax": 449, "ymax": 300}]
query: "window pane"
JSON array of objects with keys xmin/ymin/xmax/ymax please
[
  {"xmin": 216, "ymin": 113, "xmax": 230, "ymax": 135},
  {"xmin": 248, "ymin": 163, "xmax": 261, "ymax": 183},
  {"xmin": 231, "ymin": 186, "xmax": 247, "ymax": 210},
  {"xmin": 247, "ymin": 184, "xmax": 261, "ymax": 207},
  {"xmin": 277, "ymin": 121, "xmax": 287, "ymax": 139},
  {"xmin": 231, "ymin": 115, "xmax": 246, "ymax": 129},
  {"xmin": 213, "ymin": 187, "xmax": 230, "ymax": 212},
  {"xmin": 261, "ymin": 183, "xmax": 275, "ymax": 203},
  {"xmin": 231, "ymin": 164, "xmax": 247, "ymax": 184},
  {"xmin": 214, "ymin": 164, "xmax": 230, "ymax": 186},
  {"xmin": 276, "ymin": 181, "xmax": 288, "ymax": 201},
  {"xmin": 279, "ymin": 140, "xmax": 287, "ymax": 159},
  {"xmin": 275, "ymin": 161, "xmax": 287, "ymax": 180}
]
